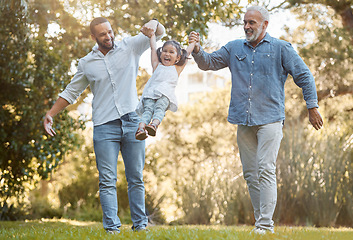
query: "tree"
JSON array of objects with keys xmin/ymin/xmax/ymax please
[
  {"xmin": 274, "ymin": 0, "xmax": 353, "ymax": 226},
  {"xmin": 0, "ymin": 0, "xmax": 255, "ymax": 218},
  {"xmin": 282, "ymin": 2, "xmax": 353, "ymax": 104},
  {"xmin": 79, "ymin": 0, "xmax": 245, "ymax": 42},
  {"xmin": 0, "ymin": 1, "xmax": 84, "ymax": 219},
  {"xmin": 287, "ymin": 0, "xmax": 353, "ymax": 31}
]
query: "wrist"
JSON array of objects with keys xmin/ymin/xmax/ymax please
[
  {"xmin": 152, "ymin": 18, "xmax": 159, "ymax": 32},
  {"xmin": 193, "ymin": 44, "xmax": 200, "ymax": 53}
]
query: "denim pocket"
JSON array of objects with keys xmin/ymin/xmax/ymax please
[
  {"xmin": 126, "ymin": 112, "xmax": 141, "ymax": 124},
  {"xmin": 234, "ymin": 54, "xmax": 248, "ymax": 73},
  {"xmin": 235, "ymin": 54, "xmax": 247, "ymax": 61},
  {"xmin": 258, "ymin": 52, "xmax": 274, "ymax": 76}
]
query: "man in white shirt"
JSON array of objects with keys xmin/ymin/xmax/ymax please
[{"xmin": 43, "ymin": 17, "xmax": 165, "ymax": 233}]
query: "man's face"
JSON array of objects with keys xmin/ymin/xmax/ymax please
[
  {"xmin": 243, "ymin": 10, "xmax": 267, "ymax": 44},
  {"xmin": 91, "ymin": 22, "xmax": 114, "ymax": 51}
]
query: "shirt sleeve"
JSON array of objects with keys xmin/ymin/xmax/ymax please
[
  {"xmin": 58, "ymin": 60, "xmax": 89, "ymax": 104},
  {"xmin": 282, "ymin": 42, "xmax": 319, "ymax": 109},
  {"xmin": 126, "ymin": 32, "xmax": 163, "ymax": 56},
  {"xmin": 192, "ymin": 45, "xmax": 230, "ymax": 71}
]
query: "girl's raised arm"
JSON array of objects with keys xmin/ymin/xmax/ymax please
[
  {"xmin": 150, "ymin": 33, "xmax": 159, "ymax": 72},
  {"xmin": 174, "ymin": 40, "xmax": 197, "ymax": 76},
  {"xmin": 141, "ymin": 26, "xmax": 160, "ymax": 72},
  {"xmin": 185, "ymin": 40, "xmax": 197, "ymax": 58}
]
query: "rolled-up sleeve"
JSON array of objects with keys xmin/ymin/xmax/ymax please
[{"xmin": 58, "ymin": 60, "xmax": 89, "ymax": 104}]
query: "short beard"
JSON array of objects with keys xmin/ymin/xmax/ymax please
[
  {"xmin": 96, "ymin": 37, "xmax": 114, "ymax": 50},
  {"xmin": 245, "ymin": 22, "xmax": 263, "ymax": 43}
]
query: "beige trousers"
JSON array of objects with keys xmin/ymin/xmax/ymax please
[{"xmin": 237, "ymin": 121, "xmax": 283, "ymax": 232}]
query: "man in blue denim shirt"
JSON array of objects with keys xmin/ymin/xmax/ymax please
[
  {"xmin": 190, "ymin": 6, "xmax": 323, "ymax": 234},
  {"xmin": 44, "ymin": 17, "xmax": 165, "ymax": 234}
]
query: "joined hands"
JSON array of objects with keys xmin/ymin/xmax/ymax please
[{"xmin": 140, "ymin": 26, "xmax": 155, "ymax": 38}]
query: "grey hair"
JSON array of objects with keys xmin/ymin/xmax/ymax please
[{"xmin": 246, "ymin": 6, "xmax": 270, "ymax": 22}]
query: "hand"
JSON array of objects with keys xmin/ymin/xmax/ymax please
[
  {"xmin": 308, "ymin": 108, "xmax": 323, "ymax": 130},
  {"xmin": 140, "ymin": 26, "xmax": 155, "ymax": 38},
  {"xmin": 189, "ymin": 31, "xmax": 200, "ymax": 53},
  {"xmin": 44, "ymin": 113, "xmax": 56, "ymax": 136}
]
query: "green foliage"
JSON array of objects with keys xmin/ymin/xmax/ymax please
[
  {"xmin": 76, "ymin": 0, "xmax": 247, "ymax": 43},
  {"xmin": 27, "ymin": 186, "xmax": 63, "ymax": 220},
  {"xmin": 144, "ymin": 87, "xmax": 253, "ymax": 225},
  {"xmin": 273, "ymin": 4, "xmax": 353, "ymax": 226},
  {"xmin": 0, "ymin": 0, "xmax": 252, "ymax": 219},
  {"xmin": 2, "ymin": 0, "xmax": 353, "ymax": 228},
  {"xmin": 45, "ymin": 141, "xmax": 102, "ymax": 222},
  {"xmin": 0, "ymin": 0, "xmax": 84, "ymax": 219},
  {"xmin": 274, "ymin": 80, "xmax": 353, "ymax": 227},
  {"xmin": 284, "ymin": 2, "xmax": 353, "ymax": 100},
  {"xmin": 271, "ymin": 3, "xmax": 353, "ymax": 226},
  {"xmin": 142, "ymin": 81, "xmax": 353, "ymax": 226}
]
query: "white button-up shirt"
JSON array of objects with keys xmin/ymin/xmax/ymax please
[{"xmin": 59, "ymin": 33, "xmax": 161, "ymax": 126}]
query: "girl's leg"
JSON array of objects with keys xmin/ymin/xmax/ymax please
[
  {"xmin": 135, "ymin": 122, "xmax": 147, "ymax": 140},
  {"xmin": 146, "ymin": 96, "xmax": 169, "ymax": 136},
  {"xmin": 136, "ymin": 98, "xmax": 155, "ymax": 140},
  {"xmin": 141, "ymin": 98, "xmax": 156, "ymax": 125},
  {"xmin": 152, "ymin": 95, "xmax": 170, "ymax": 124}
]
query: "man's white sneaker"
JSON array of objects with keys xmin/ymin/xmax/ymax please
[
  {"xmin": 251, "ymin": 227, "xmax": 274, "ymax": 234},
  {"xmin": 106, "ymin": 229, "xmax": 120, "ymax": 234}
]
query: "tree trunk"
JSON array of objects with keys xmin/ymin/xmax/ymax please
[
  {"xmin": 339, "ymin": 6, "xmax": 353, "ymax": 29},
  {"xmin": 317, "ymin": 86, "xmax": 353, "ymax": 101}
]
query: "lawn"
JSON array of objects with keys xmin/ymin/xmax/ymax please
[{"xmin": 1, "ymin": 219, "xmax": 353, "ymax": 240}]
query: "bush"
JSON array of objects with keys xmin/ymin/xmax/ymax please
[{"xmin": 276, "ymin": 102, "xmax": 353, "ymax": 227}]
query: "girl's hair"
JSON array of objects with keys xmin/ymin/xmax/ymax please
[{"xmin": 157, "ymin": 40, "xmax": 189, "ymax": 66}]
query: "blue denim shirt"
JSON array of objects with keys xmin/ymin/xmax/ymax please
[{"xmin": 192, "ymin": 33, "xmax": 319, "ymax": 126}]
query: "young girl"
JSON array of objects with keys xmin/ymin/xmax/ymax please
[{"xmin": 135, "ymin": 27, "xmax": 196, "ymax": 140}]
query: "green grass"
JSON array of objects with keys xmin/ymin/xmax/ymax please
[{"xmin": 1, "ymin": 219, "xmax": 353, "ymax": 240}]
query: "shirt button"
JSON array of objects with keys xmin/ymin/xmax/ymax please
[
  {"xmin": 252, "ymin": 61, "xmax": 254, "ymax": 63},
  {"xmin": 253, "ymin": 50, "xmax": 256, "ymax": 52}
]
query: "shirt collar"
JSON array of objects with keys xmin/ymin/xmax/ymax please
[
  {"xmin": 243, "ymin": 32, "xmax": 271, "ymax": 47},
  {"xmin": 92, "ymin": 42, "xmax": 117, "ymax": 53}
]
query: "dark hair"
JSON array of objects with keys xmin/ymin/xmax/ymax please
[
  {"xmin": 157, "ymin": 40, "xmax": 189, "ymax": 66},
  {"xmin": 90, "ymin": 17, "xmax": 109, "ymax": 34}
]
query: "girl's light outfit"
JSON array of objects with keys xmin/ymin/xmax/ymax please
[{"xmin": 136, "ymin": 64, "xmax": 179, "ymax": 124}]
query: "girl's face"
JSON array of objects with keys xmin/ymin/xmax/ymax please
[{"xmin": 160, "ymin": 44, "xmax": 181, "ymax": 66}]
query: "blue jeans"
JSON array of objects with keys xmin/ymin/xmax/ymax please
[
  {"xmin": 141, "ymin": 96, "xmax": 170, "ymax": 125},
  {"xmin": 237, "ymin": 121, "xmax": 283, "ymax": 232},
  {"xmin": 93, "ymin": 112, "xmax": 148, "ymax": 231}
]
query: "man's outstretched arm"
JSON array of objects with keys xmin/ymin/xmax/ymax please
[{"xmin": 43, "ymin": 97, "xmax": 70, "ymax": 136}]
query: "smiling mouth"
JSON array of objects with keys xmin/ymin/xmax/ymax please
[{"xmin": 245, "ymin": 29, "xmax": 253, "ymax": 35}]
